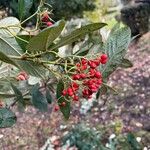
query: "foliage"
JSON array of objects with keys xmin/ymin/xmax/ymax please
[
  {"xmin": 0, "ymin": 0, "xmax": 96, "ymax": 21},
  {"xmin": 62, "ymin": 124, "xmax": 106, "ymax": 150},
  {"xmin": 47, "ymin": 0, "xmax": 96, "ymax": 20},
  {"xmin": 61, "ymin": 124, "xmax": 142, "ymax": 150},
  {"xmin": 0, "ymin": 0, "xmax": 35, "ymax": 21},
  {"xmin": 84, "ymin": 0, "xmax": 116, "ymax": 23},
  {"xmin": 0, "ymin": 108, "xmax": 16, "ymax": 128},
  {"xmin": 101, "ymin": 24, "xmax": 131, "ymax": 79},
  {"xmin": 0, "ymin": 2, "xmax": 132, "ymax": 128}
]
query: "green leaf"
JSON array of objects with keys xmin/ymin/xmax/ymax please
[
  {"xmin": 120, "ymin": 59, "xmax": 133, "ymax": 68},
  {"xmin": 127, "ymin": 133, "xmax": 141, "ymax": 150},
  {"xmin": 27, "ymin": 20, "xmax": 65, "ymax": 52},
  {"xmin": 0, "ymin": 108, "xmax": 16, "ymax": 128},
  {"xmin": 96, "ymin": 85, "xmax": 107, "ymax": 99},
  {"xmin": 101, "ymin": 26, "xmax": 131, "ymax": 79},
  {"xmin": 49, "ymin": 23, "xmax": 107, "ymax": 51},
  {"xmin": 0, "ymin": 17, "xmax": 20, "ymax": 36},
  {"xmin": 24, "ymin": 0, "xmax": 33, "ymax": 14},
  {"xmin": 75, "ymin": 33, "xmax": 103, "ymax": 56},
  {"xmin": 0, "ymin": 51, "xmax": 19, "ymax": 68},
  {"xmin": 18, "ymin": 0, "xmax": 33, "ymax": 20},
  {"xmin": 103, "ymin": 83, "xmax": 118, "ymax": 94},
  {"xmin": 75, "ymin": 49, "xmax": 90, "ymax": 56},
  {"xmin": 41, "ymin": 49, "xmax": 59, "ymax": 61},
  {"xmin": 46, "ymin": 89, "xmax": 52, "ymax": 104},
  {"xmin": 18, "ymin": 0, "xmax": 25, "ymax": 20},
  {"xmin": 56, "ymin": 80, "xmax": 64, "ymax": 99},
  {"xmin": 31, "ymin": 84, "xmax": 48, "ymax": 112},
  {"xmin": 0, "ymin": 92, "xmax": 15, "ymax": 99},
  {"xmin": 10, "ymin": 83, "xmax": 25, "ymax": 112},
  {"xmin": 18, "ymin": 60, "xmax": 46, "ymax": 78},
  {"xmin": 56, "ymin": 80, "xmax": 70, "ymax": 120},
  {"xmin": 109, "ymin": 23, "xmax": 121, "ymax": 35},
  {"xmin": 28, "ymin": 76, "xmax": 40, "ymax": 85},
  {"xmin": 0, "ymin": 31, "xmax": 46, "ymax": 77},
  {"xmin": 15, "ymin": 35, "xmax": 32, "ymax": 52}
]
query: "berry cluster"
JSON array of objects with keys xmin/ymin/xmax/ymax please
[
  {"xmin": 62, "ymin": 54, "xmax": 108, "ymax": 101},
  {"xmin": 0, "ymin": 100, "xmax": 3, "ymax": 108},
  {"xmin": 16, "ymin": 71, "xmax": 28, "ymax": 81},
  {"xmin": 41, "ymin": 12, "xmax": 53, "ymax": 27}
]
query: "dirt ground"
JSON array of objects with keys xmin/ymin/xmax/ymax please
[{"xmin": 0, "ymin": 32, "xmax": 150, "ymax": 150}]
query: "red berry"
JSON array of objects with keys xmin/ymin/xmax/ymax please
[
  {"xmin": 91, "ymin": 62, "xmax": 97, "ymax": 69},
  {"xmin": 83, "ymin": 80, "xmax": 88, "ymax": 85},
  {"xmin": 17, "ymin": 71, "xmax": 28, "ymax": 80},
  {"xmin": 19, "ymin": 71, "xmax": 28, "ymax": 78},
  {"xmin": 0, "ymin": 101, "xmax": 3, "ymax": 107},
  {"xmin": 54, "ymin": 105, "xmax": 59, "ymax": 111},
  {"xmin": 95, "ymin": 83, "xmax": 100, "ymax": 88},
  {"xmin": 46, "ymin": 21, "xmax": 53, "ymax": 27},
  {"xmin": 81, "ymin": 65, "xmax": 87, "ymax": 71},
  {"xmin": 72, "ymin": 74, "xmax": 80, "ymax": 80},
  {"xmin": 88, "ymin": 61, "xmax": 97, "ymax": 69},
  {"xmin": 87, "ymin": 79, "xmax": 94, "ymax": 85},
  {"xmin": 62, "ymin": 90, "xmax": 67, "ymax": 96},
  {"xmin": 16, "ymin": 75, "xmax": 26, "ymax": 81},
  {"xmin": 61, "ymin": 102, "xmax": 66, "ymax": 107},
  {"xmin": 76, "ymin": 63, "xmax": 81, "ymax": 68},
  {"xmin": 94, "ymin": 71, "xmax": 102, "ymax": 78},
  {"xmin": 89, "ymin": 69, "xmax": 96, "ymax": 77},
  {"xmin": 94, "ymin": 59, "xmax": 100, "ymax": 66},
  {"xmin": 72, "ymin": 82, "xmax": 79, "ymax": 91},
  {"xmin": 101, "ymin": 54, "xmax": 108, "ymax": 60},
  {"xmin": 42, "ymin": 13, "xmax": 49, "ymax": 22},
  {"xmin": 97, "ymin": 79, "xmax": 102, "ymax": 85},
  {"xmin": 100, "ymin": 59, "xmax": 107, "ymax": 64},
  {"xmin": 100, "ymin": 54, "xmax": 108, "ymax": 64},
  {"xmin": 72, "ymin": 82, "xmax": 79, "ymax": 89},
  {"xmin": 82, "ymin": 89, "xmax": 89, "ymax": 96},
  {"xmin": 89, "ymin": 68, "xmax": 96, "ymax": 74},
  {"xmin": 67, "ymin": 88, "xmax": 74, "ymax": 96},
  {"xmin": 89, "ymin": 84, "xmax": 98, "ymax": 90},
  {"xmin": 73, "ymin": 95, "xmax": 79, "ymax": 101},
  {"xmin": 67, "ymin": 88, "xmax": 73, "ymax": 92},
  {"xmin": 80, "ymin": 73, "xmax": 86, "ymax": 79},
  {"xmin": 88, "ymin": 89, "xmax": 93, "ymax": 95},
  {"xmin": 88, "ymin": 95, "xmax": 92, "ymax": 99},
  {"xmin": 81, "ymin": 58, "xmax": 87, "ymax": 65}
]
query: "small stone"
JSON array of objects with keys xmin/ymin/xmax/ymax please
[
  {"xmin": 50, "ymin": 135, "xmax": 59, "ymax": 143},
  {"xmin": 109, "ymin": 134, "xmax": 116, "ymax": 139},
  {"xmin": 0, "ymin": 134, "xmax": 4, "ymax": 139},
  {"xmin": 60, "ymin": 125, "xmax": 67, "ymax": 130},
  {"xmin": 139, "ymin": 105, "xmax": 144, "ymax": 110},
  {"xmin": 136, "ymin": 137, "xmax": 141, "ymax": 142},
  {"xmin": 105, "ymin": 143, "xmax": 110, "ymax": 148},
  {"xmin": 94, "ymin": 108, "xmax": 99, "ymax": 112},
  {"xmin": 135, "ymin": 122, "xmax": 143, "ymax": 127},
  {"xmin": 15, "ymin": 136, "xmax": 19, "ymax": 140}
]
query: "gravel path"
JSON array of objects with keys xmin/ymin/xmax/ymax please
[{"xmin": 0, "ymin": 32, "xmax": 150, "ymax": 150}]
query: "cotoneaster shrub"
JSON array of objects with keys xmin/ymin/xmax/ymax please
[{"xmin": 0, "ymin": 1, "xmax": 132, "ymax": 128}]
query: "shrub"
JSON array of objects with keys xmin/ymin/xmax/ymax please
[
  {"xmin": 61, "ymin": 124, "xmax": 142, "ymax": 150},
  {"xmin": 0, "ymin": 2, "xmax": 132, "ymax": 128},
  {"xmin": 0, "ymin": 0, "xmax": 95, "ymax": 21}
]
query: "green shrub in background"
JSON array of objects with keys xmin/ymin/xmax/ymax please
[
  {"xmin": 0, "ymin": 0, "xmax": 96, "ymax": 21},
  {"xmin": 62, "ymin": 124, "xmax": 143, "ymax": 150},
  {"xmin": 47, "ymin": 0, "xmax": 95, "ymax": 20}
]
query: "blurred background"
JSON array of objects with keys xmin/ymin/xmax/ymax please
[{"xmin": 0, "ymin": 0, "xmax": 150, "ymax": 149}]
